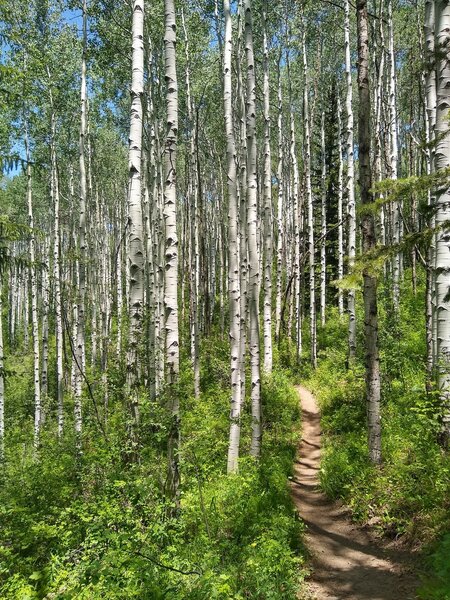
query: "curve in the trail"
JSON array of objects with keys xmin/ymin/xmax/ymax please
[{"xmin": 291, "ymin": 385, "xmax": 418, "ymax": 600}]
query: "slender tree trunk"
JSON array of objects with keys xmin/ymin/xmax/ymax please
[
  {"xmin": 164, "ymin": 0, "xmax": 181, "ymax": 499},
  {"xmin": 275, "ymin": 50, "xmax": 284, "ymax": 341},
  {"xmin": 75, "ymin": 0, "xmax": 88, "ymax": 449},
  {"xmin": 425, "ymin": 0, "xmax": 437, "ymax": 386},
  {"xmin": 41, "ymin": 236, "xmax": 50, "ymax": 398},
  {"xmin": 345, "ymin": 0, "xmax": 357, "ymax": 363},
  {"xmin": 262, "ymin": 6, "xmax": 273, "ymax": 374},
  {"xmin": 337, "ymin": 96, "xmax": 344, "ymax": 317},
  {"xmin": 126, "ymin": 0, "xmax": 145, "ymax": 429},
  {"xmin": 24, "ymin": 132, "xmax": 41, "ymax": 451},
  {"xmin": 224, "ymin": 0, "xmax": 242, "ymax": 474},
  {"xmin": 320, "ymin": 110, "xmax": 327, "ymax": 327},
  {"xmin": 357, "ymin": 0, "xmax": 381, "ymax": 465},
  {"xmin": 434, "ymin": 0, "xmax": 450, "ymax": 444},
  {"xmin": 244, "ymin": 0, "xmax": 262, "ymax": 458},
  {"xmin": 49, "ymin": 105, "xmax": 64, "ymax": 438},
  {"xmin": 303, "ymin": 25, "xmax": 316, "ymax": 368},
  {"xmin": 388, "ymin": 0, "xmax": 400, "ymax": 312}
]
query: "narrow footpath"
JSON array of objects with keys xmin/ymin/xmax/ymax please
[{"xmin": 291, "ymin": 385, "xmax": 419, "ymax": 600}]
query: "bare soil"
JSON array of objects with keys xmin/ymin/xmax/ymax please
[{"xmin": 290, "ymin": 385, "xmax": 419, "ymax": 600}]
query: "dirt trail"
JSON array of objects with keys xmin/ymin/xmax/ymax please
[{"xmin": 290, "ymin": 385, "xmax": 418, "ymax": 600}]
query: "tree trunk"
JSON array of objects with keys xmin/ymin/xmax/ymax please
[
  {"xmin": 262, "ymin": 6, "xmax": 273, "ymax": 374},
  {"xmin": 345, "ymin": 0, "xmax": 357, "ymax": 363},
  {"xmin": 126, "ymin": 0, "xmax": 145, "ymax": 428},
  {"xmin": 244, "ymin": 0, "xmax": 262, "ymax": 458},
  {"xmin": 357, "ymin": 0, "xmax": 382, "ymax": 465},
  {"xmin": 434, "ymin": 0, "xmax": 450, "ymax": 444},
  {"xmin": 164, "ymin": 0, "xmax": 181, "ymax": 499},
  {"xmin": 224, "ymin": 0, "xmax": 242, "ymax": 473}
]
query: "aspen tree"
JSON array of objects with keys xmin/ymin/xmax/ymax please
[
  {"xmin": 345, "ymin": 0, "xmax": 357, "ymax": 362},
  {"xmin": 25, "ymin": 132, "xmax": 41, "ymax": 451},
  {"xmin": 424, "ymin": 0, "xmax": 437, "ymax": 383},
  {"xmin": 244, "ymin": 0, "xmax": 262, "ymax": 457},
  {"xmin": 337, "ymin": 96, "xmax": 344, "ymax": 316},
  {"xmin": 49, "ymin": 101, "xmax": 64, "ymax": 438},
  {"xmin": 75, "ymin": 0, "xmax": 88, "ymax": 447},
  {"xmin": 303, "ymin": 24, "xmax": 316, "ymax": 368},
  {"xmin": 275, "ymin": 49, "xmax": 284, "ymax": 341},
  {"xmin": 286, "ymin": 47, "xmax": 301, "ymax": 361},
  {"xmin": 357, "ymin": 0, "xmax": 381, "ymax": 464},
  {"xmin": 320, "ymin": 110, "xmax": 327, "ymax": 327},
  {"xmin": 164, "ymin": 0, "xmax": 181, "ymax": 499},
  {"xmin": 182, "ymin": 8, "xmax": 200, "ymax": 396},
  {"xmin": 434, "ymin": 0, "xmax": 450, "ymax": 443},
  {"xmin": 126, "ymin": 0, "xmax": 145, "ymax": 426},
  {"xmin": 387, "ymin": 0, "xmax": 400, "ymax": 312},
  {"xmin": 262, "ymin": 6, "xmax": 273, "ymax": 373},
  {"xmin": 224, "ymin": 0, "xmax": 242, "ymax": 473},
  {"xmin": 41, "ymin": 236, "xmax": 50, "ymax": 398}
]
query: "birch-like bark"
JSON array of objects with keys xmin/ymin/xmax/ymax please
[
  {"xmin": 126, "ymin": 0, "xmax": 145, "ymax": 426},
  {"xmin": 164, "ymin": 0, "xmax": 181, "ymax": 500},
  {"xmin": 25, "ymin": 133, "xmax": 41, "ymax": 451},
  {"xmin": 262, "ymin": 7, "xmax": 273, "ymax": 373},
  {"xmin": 50, "ymin": 111, "xmax": 64, "ymax": 438},
  {"xmin": 245, "ymin": 0, "xmax": 262, "ymax": 457},
  {"xmin": 275, "ymin": 50, "xmax": 284, "ymax": 341},
  {"xmin": 182, "ymin": 9, "xmax": 200, "ymax": 397},
  {"xmin": 357, "ymin": 0, "xmax": 381, "ymax": 464},
  {"xmin": 303, "ymin": 25, "xmax": 316, "ymax": 368},
  {"xmin": 287, "ymin": 48, "xmax": 301, "ymax": 362},
  {"xmin": 425, "ymin": 0, "xmax": 437, "ymax": 383},
  {"xmin": 337, "ymin": 96, "xmax": 344, "ymax": 316},
  {"xmin": 388, "ymin": 0, "xmax": 400, "ymax": 312},
  {"xmin": 320, "ymin": 110, "xmax": 327, "ymax": 327},
  {"xmin": 434, "ymin": 0, "xmax": 450, "ymax": 443},
  {"xmin": 224, "ymin": 0, "xmax": 242, "ymax": 474},
  {"xmin": 41, "ymin": 236, "xmax": 50, "ymax": 397},
  {"xmin": 345, "ymin": 0, "xmax": 357, "ymax": 362},
  {"xmin": 75, "ymin": 0, "xmax": 88, "ymax": 447}
]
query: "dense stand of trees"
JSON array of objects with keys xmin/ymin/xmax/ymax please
[
  {"xmin": 1, "ymin": 0, "xmax": 449, "ymax": 476},
  {"xmin": 0, "ymin": 0, "xmax": 449, "ymax": 531}
]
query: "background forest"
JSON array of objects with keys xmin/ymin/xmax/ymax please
[{"xmin": 0, "ymin": 0, "xmax": 449, "ymax": 598}]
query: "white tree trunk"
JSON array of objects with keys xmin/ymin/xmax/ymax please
[
  {"xmin": 388, "ymin": 0, "xmax": 400, "ymax": 312},
  {"xmin": 434, "ymin": 0, "xmax": 450, "ymax": 442},
  {"xmin": 164, "ymin": 0, "xmax": 181, "ymax": 500},
  {"xmin": 337, "ymin": 96, "xmax": 344, "ymax": 316},
  {"xmin": 245, "ymin": 0, "xmax": 262, "ymax": 457},
  {"xmin": 303, "ymin": 25, "xmax": 316, "ymax": 368},
  {"xmin": 320, "ymin": 110, "xmax": 327, "ymax": 327},
  {"xmin": 126, "ymin": 0, "xmax": 145, "ymax": 426},
  {"xmin": 25, "ymin": 134, "xmax": 41, "ymax": 451},
  {"xmin": 262, "ymin": 8, "xmax": 273, "ymax": 374},
  {"xmin": 275, "ymin": 51, "xmax": 284, "ymax": 341},
  {"xmin": 224, "ymin": 0, "xmax": 242, "ymax": 474},
  {"xmin": 52, "ymin": 129, "xmax": 64, "ymax": 438},
  {"xmin": 345, "ymin": 0, "xmax": 357, "ymax": 362}
]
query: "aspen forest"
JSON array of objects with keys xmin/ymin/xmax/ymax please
[{"xmin": 1, "ymin": 0, "xmax": 450, "ymax": 598}]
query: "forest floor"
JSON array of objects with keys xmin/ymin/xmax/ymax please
[{"xmin": 291, "ymin": 385, "xmax": 419, "ymax": 600}]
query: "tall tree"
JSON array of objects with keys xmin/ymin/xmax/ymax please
[
  {"xmin": 244, "ymin": 0, "xmax": 262, "ymax": 457},
  {"xmin": 357, "ymin": 0, "xmax": 381, "ymax": 464},
  {"xmin": 164, "ymin": 0, "xmax": 181, "ymax": 498},
  {"xmin": 224, "ymin": 0, "xmax": 242, "ymax": 473}
]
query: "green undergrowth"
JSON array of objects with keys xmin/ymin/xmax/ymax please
[
  {"xmin": 300, "ymin": 275, "xmax": 450, "ymax": 599},
  {"xmin": 0, "ymin": 334, "xmax": 306, "ymax": 599}
]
